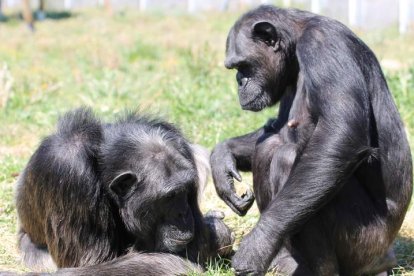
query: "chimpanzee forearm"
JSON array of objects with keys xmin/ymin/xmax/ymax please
[{"xmin": 214, "ymin": 128, "xmax": 264, "ymax": 172}]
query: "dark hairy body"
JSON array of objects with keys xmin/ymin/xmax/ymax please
[
  {"xmin": 16, "ymin": 108, "xmax": 233, "ymax": 275},
  {"xmin": 210, "ymin": 5, "xmax": 413, "ymax": 276}
]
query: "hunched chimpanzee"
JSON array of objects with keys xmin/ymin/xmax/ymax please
[
  {"xmin": 16, "ymin": 108, "xmax": 234, "ymax": 275},
  {"xmin": 210, "ymin": 5, "xmax": 412, "ymax": 275}
]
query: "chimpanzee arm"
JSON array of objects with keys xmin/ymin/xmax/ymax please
[
  {"xmin": 210, "ymin": 89, "xmax": 295, "ymax": 216},
  {"xmin": 54, "ymin": 252, "xmax": 202, "ymax": 276},
  {"xmin": 210, "ymin": 129, "xmax": 264, "ymax": 216}
]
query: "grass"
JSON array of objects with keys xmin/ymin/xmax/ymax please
[{"xmin": 0, "ymin": 7, "xmax": 414, "ymax": 275}]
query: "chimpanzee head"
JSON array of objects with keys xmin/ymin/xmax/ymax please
[
  {"xmin": 102, "ymin": 118, "xmax": 206, "ymax": 254},
  {"xmin": 224, "ymin": 6, "xmax": 299, "ymax": 111}
]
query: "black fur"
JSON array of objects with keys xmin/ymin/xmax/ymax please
[
  {"xmin": 211, "ymin": 5, "xmax": 412, "ymax": 275},
  {"xmin": 16, "ymin": 108, "xmax": 233, "ymax": 275}
]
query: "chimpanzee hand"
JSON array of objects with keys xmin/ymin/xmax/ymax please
[
  {"xmin": 204, "ymin": 210, "xmax": 235, "ymax": 256},
  {"xmin": 210, "ymin": 143, "xmax": 255, "ymax": 216},
  {"xmin": 232, "ymin": 225, "xmax": 273, "ymax": 276}
]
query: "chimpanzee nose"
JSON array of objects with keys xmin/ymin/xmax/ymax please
[
  {"xmin": 224, "ymin": 58, "xmax": 234, "ymax": 69},
  {"xmin": 236, "ymin": 71, "xmax": 248, "ymax": 87},
  {"xmin": 225, "ymin": 55, "xmax": 243, "ymax": 69}
]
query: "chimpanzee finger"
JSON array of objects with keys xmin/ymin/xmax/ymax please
[
  {"xmin": 205, "ymin": 210, "xmax": 225, "ymax": 219},
  {"xmin": 229, "ymin": 166, "xmax": 242, "ymax": 182},
  {"xmin": 226, "ymin": 191, "xmax": 255, "ymax": 216}
]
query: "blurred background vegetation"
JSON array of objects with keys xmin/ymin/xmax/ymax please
[{"xmin": 0, "ymin": 1, "xmax": 413, "ymax": 275}]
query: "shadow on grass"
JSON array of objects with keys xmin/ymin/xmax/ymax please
[
  {"xmin": 0, "ymin": 11, "xmax": 74, "ymax": 23},
  {"xmin": 0, "ymin": 13, "xmax": 8, "ymax": 22},
  {"xmin": 41, "ymin": 11, "xmax": 73, "ymax": 20},
  {"xmin": 393, "ymin": 234, "xmax": 414, "ymax": 274}
]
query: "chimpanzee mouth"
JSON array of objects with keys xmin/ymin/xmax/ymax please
[
  {"xmin": 235, "ymin": 70, "xmax": 267, "ymax": 111},
  {"xmin": 170, "ymin": 237, "xmax": 193, "ymax": 245},
  {"xmin": 238, "ymin": 86, "xmax": 267, "ymax": 111},
  {"xmin": 166, "ymin": 238, "xmax": 192, "ymax": 253}
]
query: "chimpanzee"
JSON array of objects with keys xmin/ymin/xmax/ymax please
[
  {"xmin": 210, "ymin": 5, "xmax": 413, "ymax": 275},
  {"xmin": 16, "ymin": 108, "xmax": 234, "ymax": 275}
]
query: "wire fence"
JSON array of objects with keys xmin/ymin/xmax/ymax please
[{"xmin": 1, "ymin": 0, "xmax": 414, "ymax": 33}]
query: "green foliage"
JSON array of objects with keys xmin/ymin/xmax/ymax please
[
  {"xmin": 386, "ymin": 68, "xmax": 414, "ymax": 136},
  {"xmin": 203, "ymin": 257, "xmax": 233, "ymax": 276}
]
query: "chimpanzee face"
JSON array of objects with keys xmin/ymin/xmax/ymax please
[
  {"xmin": 225, "ymin": 21, "xmax": 293, "ymax": 112},
  {"xmin": 109, "ymin": 141, "xmax": 198, "ymax": 254}
]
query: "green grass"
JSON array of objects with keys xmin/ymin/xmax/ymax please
[{"xmin": 0, "ymin": 8, "xmax": 413, "ymax": 275}]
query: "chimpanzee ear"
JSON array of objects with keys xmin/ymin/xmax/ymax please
[
  {"xmin": 109, "ymin": 172, "xmax": 137, "ymax": 198},
  {"xmin": 252, "ymin": 21, "xmax": 280, "ymax": 51}
]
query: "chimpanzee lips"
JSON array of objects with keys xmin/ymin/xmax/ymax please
[{"xmin": 170, "ymin": 237, "xmax": 193, "ymax": 245}]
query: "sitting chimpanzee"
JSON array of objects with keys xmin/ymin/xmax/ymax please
[
  {"xmin": 211, "ymin": 5, "xmax": 412, "ymax": 276},
  {"xmin": 16, "ymin": 108, "xmax": 234, "ymax": 275}
]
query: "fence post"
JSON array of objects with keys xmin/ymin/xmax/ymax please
[
  {"xmin": 220, "ymin": 0, "xmax": 229, "ymax": 11},
  {"xmin": 311, "ymin": 0, "xmax": 320, "ymax": 13},
  {"xmin": 399, "ymin": 0, "xmax": 410, "ymax": 34},
  {"xmin": 139, "ymin": 0, "xmax": 147, "ymax": 11},
  {"xmin": 21, "ymin": 0, "xmax": 34, "ymax": 30},
  {"xmin": 188, "ymin": 0, "xmax": 195, "ymax": 13},
  {"xmin": 64, "ymin": 0, "xmax": 72, "ymax": 9},
  {"xmin": 348, "ymin": 0, "xmax": 359, "ymax": 27}
]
